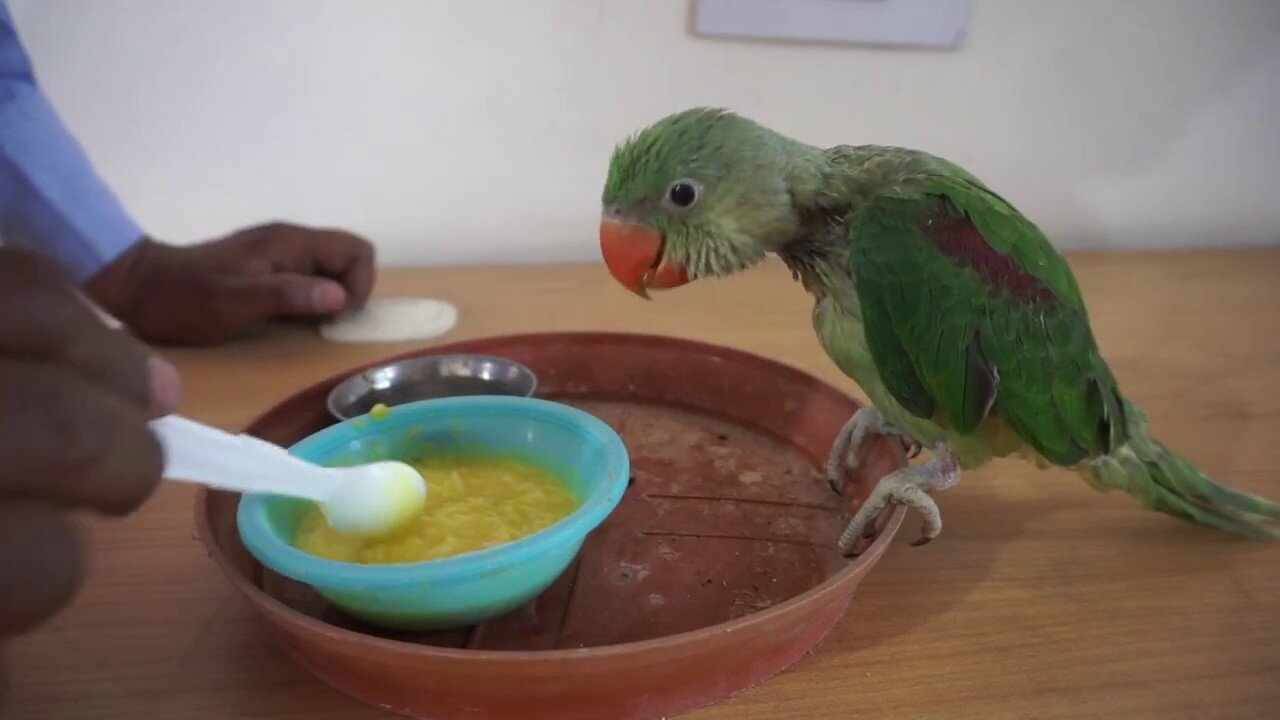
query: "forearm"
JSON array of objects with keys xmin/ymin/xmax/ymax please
[{"xmin": 0, "ymin": 2, "xmax": 143, "ymax": 282}]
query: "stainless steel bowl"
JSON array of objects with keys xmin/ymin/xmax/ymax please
[{"xmin": 326, "ymin": 354, "xmax": 538, "ymax": 420}]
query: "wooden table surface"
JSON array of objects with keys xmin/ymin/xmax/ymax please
[{"xmin": 5, "ymin": 248, "xmax": 1280, "ymax": 720}]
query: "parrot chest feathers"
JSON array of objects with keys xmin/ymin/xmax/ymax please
[{"xmin": 777, "ymin": 218, "xmax": 866, "ymax": 319}]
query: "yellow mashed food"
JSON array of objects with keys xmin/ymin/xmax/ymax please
[{"xmin": 292, "ymin": 454, "xmax": 579, "ymax": 564}]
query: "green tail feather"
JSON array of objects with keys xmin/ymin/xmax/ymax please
[{"xmin": 1083, "ymin": 399, "xmax": 1280, "ymax": 539}]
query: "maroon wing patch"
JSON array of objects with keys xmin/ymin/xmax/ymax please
[{"xmin": 921, "ymin": 207, "xmax": 1057, "ymax": 306}]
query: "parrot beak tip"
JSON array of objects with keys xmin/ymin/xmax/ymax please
[{"xmin": 599, "ymin": 218, "xmax": 689, "ymax": 298}]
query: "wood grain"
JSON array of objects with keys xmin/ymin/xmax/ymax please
[{"xmin": 4, "ymin": 248, "xmax": 1279, "ymax": 720}]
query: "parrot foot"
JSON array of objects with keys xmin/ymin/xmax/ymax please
[
  {"xmin": 837, "ymin": 443, "xmax": 961, "ymax": 557},
  {"xmin": 826, "ymin": 406, "xmax": 921, "ymax": 495}
]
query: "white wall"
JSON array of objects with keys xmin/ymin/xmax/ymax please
[{"xmin": 10, "ymin": 0, "xmax": 1280, "ymax": 266}]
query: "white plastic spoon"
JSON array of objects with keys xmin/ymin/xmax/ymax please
[{"xmin": 151, "ymin": 414, "xmax": 426, "ymax": 537}]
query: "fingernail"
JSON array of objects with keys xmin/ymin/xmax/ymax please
[
  {"xmin": 148, "ymin": 356, "xmax": 183, "ymax": 414},
  {"xmin": 311, "ymin": 282, "xmax": 347, "ymax": 313}
]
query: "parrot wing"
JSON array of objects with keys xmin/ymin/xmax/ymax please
[{"xmin": 848, "ymin": 174, "xmax": 1125, "ymax": 467}]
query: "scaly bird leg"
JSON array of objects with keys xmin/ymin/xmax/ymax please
[
  {"xmin": 826, "ymin": 407, "xmax": 922, "ymax": 495},
  {"xmin": 837, "ymin": 443, "xmax": 961, "ymax": 556}
]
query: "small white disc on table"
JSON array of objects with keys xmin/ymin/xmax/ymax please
[{"xmin": 319, "ymin": 297, "xmax": 459, "ymax": 344}]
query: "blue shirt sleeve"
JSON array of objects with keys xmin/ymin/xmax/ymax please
[{"xmin": 0, "ymin": 1, "xmax": 143, "ymax": 282}]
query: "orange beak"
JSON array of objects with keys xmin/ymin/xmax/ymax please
[{"xmin": 599, "ymin": 219, "xmax": 690, "ymax": 298}]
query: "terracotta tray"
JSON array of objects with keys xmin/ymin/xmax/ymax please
[{"xmin": 196, "ymin": 332, "xmax": 906, "ymax": 720}]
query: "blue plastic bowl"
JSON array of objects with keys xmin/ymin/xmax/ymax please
[{"xmin": 235, "ymin": 396, "xmax": 629, "ymax": 631}]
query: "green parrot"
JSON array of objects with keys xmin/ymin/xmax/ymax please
[{"xmin": 597, "ymin": 107, "xmax": 1280, "ymax": 555}]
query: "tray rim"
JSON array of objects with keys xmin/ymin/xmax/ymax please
[{"xmin": 193, "ymin": 330, "xmax": 906, "ymax": 661}]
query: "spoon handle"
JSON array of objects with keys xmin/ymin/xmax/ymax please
[{"xmin": 150, "ymin": 414, "xmax": 338, "ymax": 500}]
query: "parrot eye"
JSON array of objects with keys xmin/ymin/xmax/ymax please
[{"xmin": 666, "ymin": 180, "xmax": 700, "ymax": 209}]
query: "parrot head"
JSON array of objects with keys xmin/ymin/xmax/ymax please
[{"xmin": 598, "ymin": 108, "xmax": 803, "ymax": 297}]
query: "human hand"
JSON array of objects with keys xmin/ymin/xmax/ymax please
[
  {"xmin": 0, "ymin": 248, "xmax": 181, "ymax": 638},
  {"xmin": 85, "ymin": 222, "xmax": 376, "ymax": 346}
]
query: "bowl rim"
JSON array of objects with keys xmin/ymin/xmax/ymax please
[
  {"xmin": 325, "ymin": 353, "xmax": 539, "ymax": 420},
  {"xmin": 236, "ymin": 395, "xmax": 629, "ymax": 587}
]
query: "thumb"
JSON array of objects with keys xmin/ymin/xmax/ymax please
[{"xmin": 232, "ymin": 273, "xmax": 349, "ymax": 320}]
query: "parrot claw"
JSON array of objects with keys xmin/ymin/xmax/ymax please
[
  {"xmin": 909, "ymin": 533, "xmax": 934, "ymax": 547},
  {"xmin": 825, "ymin": 407, "xmax": 922, "ymax": 498},
  {"xmin": 837, "ymin": 443, "xmax": 960, "ymax": 556}
]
